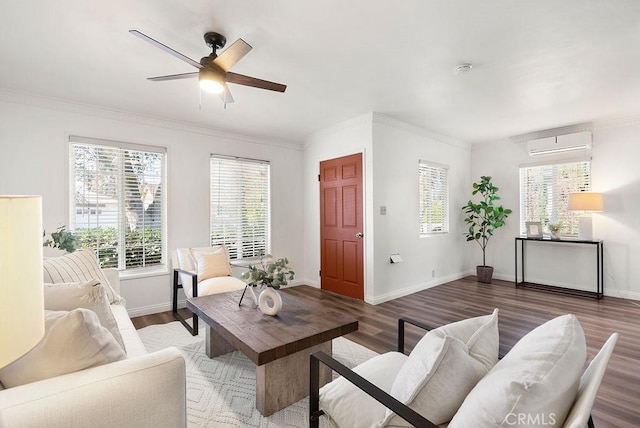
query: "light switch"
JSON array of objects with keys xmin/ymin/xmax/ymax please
[{"xmin": 380, "ymin": 205, "xmax": 387, "ymax": 215}]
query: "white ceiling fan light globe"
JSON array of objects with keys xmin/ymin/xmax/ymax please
[
  {"xmin": 199, "ymin": 79, "xmax": 224, "ymax": 94},
  {"xmin": 199, "ymin": 68, "xmax": 225, "ymax": 94}
]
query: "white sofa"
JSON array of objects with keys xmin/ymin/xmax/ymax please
[{"xmin": 0, "ymin": 268, "xmax": 187, "ymax": 428}]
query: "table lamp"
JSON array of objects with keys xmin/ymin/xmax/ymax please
[
  {"xmin": 0, "ymin": 196, "xmax": 45, "ymax": 368},
  {"xmin": 567, "ymin": 192, "xmax": 603, "ymax": 240}
]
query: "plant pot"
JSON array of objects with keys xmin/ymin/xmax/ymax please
[
  {"xmin": 258, "ymin": 287, "xmax": 282, "ymax": 316},
  {"xmin": 476, "ymin": 265, "xmax": 494, "ymax": 284}
]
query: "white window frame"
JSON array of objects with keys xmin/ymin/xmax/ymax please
[
  {"xmin": 210, "ymin": 155, "xmax": 271, "ymax": 260},
  {"xmin": 519, "ymin": 159, "xmax": 592, "ymax": 237},
  {"xmin": 419, "ymin": 160, "xmax": 449, "ymax": 236},
  {"xmin": 68, "ymin": 136, "xmax": 167, "ymax": 275}
]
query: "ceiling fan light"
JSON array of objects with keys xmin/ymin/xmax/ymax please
[
  {"xmin": 199, "ymin": 79, "xmax": 224, "ymax": 94},
  {"xmin": 199, "ymin": 69, "xmax": 224, "ymax": 94}
]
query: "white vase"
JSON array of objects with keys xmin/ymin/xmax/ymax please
[{"xmin": 258, "ymin": 287, "xmax": 282, "ymax": 316}]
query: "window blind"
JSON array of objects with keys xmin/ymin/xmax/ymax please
[
  {"xmin": 419, "ymin": 161, "xmax": 449, "ymax": 235},
  {"xmin": 519, "ymin": 160, "xmax": 591, "ymax": 236},
  {"xmin": 210, "ymin": 155, "xmax": 270, "ymax": 259},
  {"xmin": 69, "ymin": 138, "xmax": 166, "ymax": 271}
]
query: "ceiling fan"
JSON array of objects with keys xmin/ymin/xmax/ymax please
[{"xmin": 129, "ymin": 30, "xmax": 287, "ymax": 105}]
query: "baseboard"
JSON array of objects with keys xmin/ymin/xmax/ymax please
[
  {"xmin": 605, "ymin": 288, "xmax": 640, "ymax": 300},
  {"xmin": 366, "ymin": 271, "xmax": 469, "ymax": 305},
  {"xmin": 127, "ymin": 302, "xmax": 177, "ymax": 318},
  {"xmin": 492, "ymin": 271, "xmax": 640, "ymax": 301},
  {"xmin": 295, "ymin": 278, "xmax": 319, "ymax": 287}
]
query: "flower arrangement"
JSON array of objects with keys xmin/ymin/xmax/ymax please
[{"xmin": 241, "ymin": 255, "xmax": 294, "ymax": 290}]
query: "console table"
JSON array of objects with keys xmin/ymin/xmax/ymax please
[{"xmin": 514, "ymin": 237, "xmax": 603, "ymax": 299}]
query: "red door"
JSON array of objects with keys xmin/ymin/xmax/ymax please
[{"xmin": 320, "ymin": 153, "xmax": 364, "ymax": 300}]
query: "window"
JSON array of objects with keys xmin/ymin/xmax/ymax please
[
  {"xmin": 210, "ymin": 155, "xmax": 270, "ymax": 260},
  {"xmin": 519, "ymin": 160, "xmax": 591, "ymax": 236},
  {"xmin": 69, "ymin": 136, "xmax": 166, "ymax": 272},
  {"xmin": 419, "ymin": 161, "xmax": 449, "ymax": 235}
]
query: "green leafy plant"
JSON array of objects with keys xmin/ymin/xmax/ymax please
[
  {"xmin": 43, "ymin": 225, "xmax": 80, "ymax": 253},
  {"xmin": 241, "ymin": 255, "xmax": 295, "ymax": 290},
  {"xmin": 462, "ymin": 176, "xmax": 513, "ymax": 266},
  {"xmin": 548, "ymin": 222, "xmax": 563, "ymax": 233}
]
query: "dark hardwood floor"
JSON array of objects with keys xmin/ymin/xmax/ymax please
[{"xmin": 131, "ymin": 277, "xmax": 640, "ymax": 427}]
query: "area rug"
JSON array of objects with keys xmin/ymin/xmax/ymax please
[{"xmin": 138, "ymin": 321, "xmax": 378, "ymax": 427}]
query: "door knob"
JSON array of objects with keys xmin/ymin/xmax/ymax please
[{"xmin": 355, "ymin": 232, "xmax": 364, "ymax": 238}]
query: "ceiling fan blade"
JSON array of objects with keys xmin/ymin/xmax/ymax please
[
  {"xmin": 213, "ymin": 38, "xmax": 252, "ymax": 72},
  {"xmin": 147, "ymin": 72, "xmax": 199, "ymax": 81},
  {"xmin": 219, "ymin": 83, "xmax": 235, "ymax": 104},
  {"xmin": 225, "ymin": 72, "xmax": 287, "ymax": 92},
  {"xmin": 130, "ymin": 30, "xmax": 203, "ymax": 69}
]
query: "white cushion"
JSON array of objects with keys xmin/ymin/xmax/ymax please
[
  {"xmin": 0, "ymin": 309, "xmax": 126, "ymax": 388},
  {"xmin": 189, "ymin": 247, "xmax": 232, "ymax": 280},
  {"xmin": 449, "ymin": 314, "xmax": 586, "ymax": 428},
  {"xmin": 384, "ymin": 309, "xmax": 499, "ymax": 426},
  {"xmin": 182, "ymin": 275, "xmax": 246, "ymax": 299},
  {"xmin": 175, "ymin": 246, "xmax": 236, "ymax": 295},
  {"xmin": 43, "ymin": 279, "xmax": 126, "ymax": 352},
  {"xmin": 42, "ymin": 248, "xmax": 123, "ymax": 304},
  {"xmin": 111, "ymin": 304, "xmax": 148, "ymax": 358},
  {"xmin": 319, "ymin": 351, "xmax": 408, "ymax": 428}
]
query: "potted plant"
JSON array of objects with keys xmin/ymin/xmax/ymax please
[
  {"xmin": 242, "ymin": 255, "xmax": 294, "ymax": 315},
  {"xmin": 462, "ymin": 176, "xmax": 512, "ymax": 283},
  {"xmin": 548, "ymin": 222, "xmax": 563, "ymax": 240}
]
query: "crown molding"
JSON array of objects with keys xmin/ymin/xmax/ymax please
[
  {"xmin": 0, "ymin": 88, "xmax": 303, "ymax": 151},
  {"xmin": 303, "ymin": 113, "xmax": 374, "ymax": 149},
  {"xmin": 304, "ymin": 112, "xmax": 471, "ymax": 151},
  {"xmin": 371, "ymin": 113, "xmax": 471, "ymax": 151}
]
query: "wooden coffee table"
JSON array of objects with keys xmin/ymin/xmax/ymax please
[{"xmin": 187, "ymin": 287, "xmax": 358, "ymax": 416}]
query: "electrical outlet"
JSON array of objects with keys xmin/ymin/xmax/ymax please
[{"xmin": 432, "ymin": 269, "xmax": 435, "ymax": 278}]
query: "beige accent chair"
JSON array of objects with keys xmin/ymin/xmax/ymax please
[{"xmin": 172, "ymin": 246, "xmax": 246, "ymax": 335}]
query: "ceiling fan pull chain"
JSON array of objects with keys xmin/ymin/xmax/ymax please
[{"xmin": 199, "ymin": 89, "xmax": 202, "ymax": 110}]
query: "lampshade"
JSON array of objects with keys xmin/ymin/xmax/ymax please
[
  {"xmin": 199, "ymin": 68, "xmax": 224, "ymax": 94},
  {"xmin": 0, "ymin": 196, "xmax": 44, "ymax": 367},
  {"xmin": 567, "ymin": 192, "xmax": 604, "ymax": 212}
]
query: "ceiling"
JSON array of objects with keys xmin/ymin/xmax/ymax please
[{"xmin": 2, "ymin": 0, "xmax": 640, "ymax": 144}]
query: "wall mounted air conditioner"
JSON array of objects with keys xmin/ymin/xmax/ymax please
[{"xmin": 527, "ymin": 131, "xmax": 592, "ymax": 157}]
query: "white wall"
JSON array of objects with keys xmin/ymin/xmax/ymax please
[
  {"xmin": 470, "ymin": 121, "xmax": 640, "ymax": 300},
  {"xmin": 370, "ymin": 116, "xmax": 471, "ymax": 303},
  {"xmin": 302, "ymin": 113, "xmax": 471, "ymax": 304},
  {"xmin": 0, "ymin": 93, "xmax": 305, "ymax": 315}
]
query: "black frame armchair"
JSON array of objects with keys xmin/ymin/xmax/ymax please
[
  {"xmin": 310, "ymin": 316, "xmax": 615, "ymax": 428},
  {"xmin": 172, "ymin": 268, "xmax": 199, "ymax": 336},
  {"xmin": 309, "ymin": 317, "xmax": 439, "ymax": 428}
]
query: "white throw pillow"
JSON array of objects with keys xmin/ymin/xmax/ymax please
[
  {"xmin": 44, "ymin": 279, "xmax": 126, "ymax": 352},
  {"xmin": 449, "ymin": 314, "xmax": 586, "ymax": 428},
  {"xmin": 319, "ymin": 351, "xmax": 408, "ymax": 428},
  {"xmin": 0, "ymin": 309, "xmax": 126, "ymax": 388},
  {"xmin": 383, "ymin": 309, "xmax": 499, "ymax": 426},
  {"xmin": 43, "ymin": 248, "xmax": 123, "ymax": 304},
  {"xmin": 189, "ymin": 247, "xmax": 232, "ymax": 281}
]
